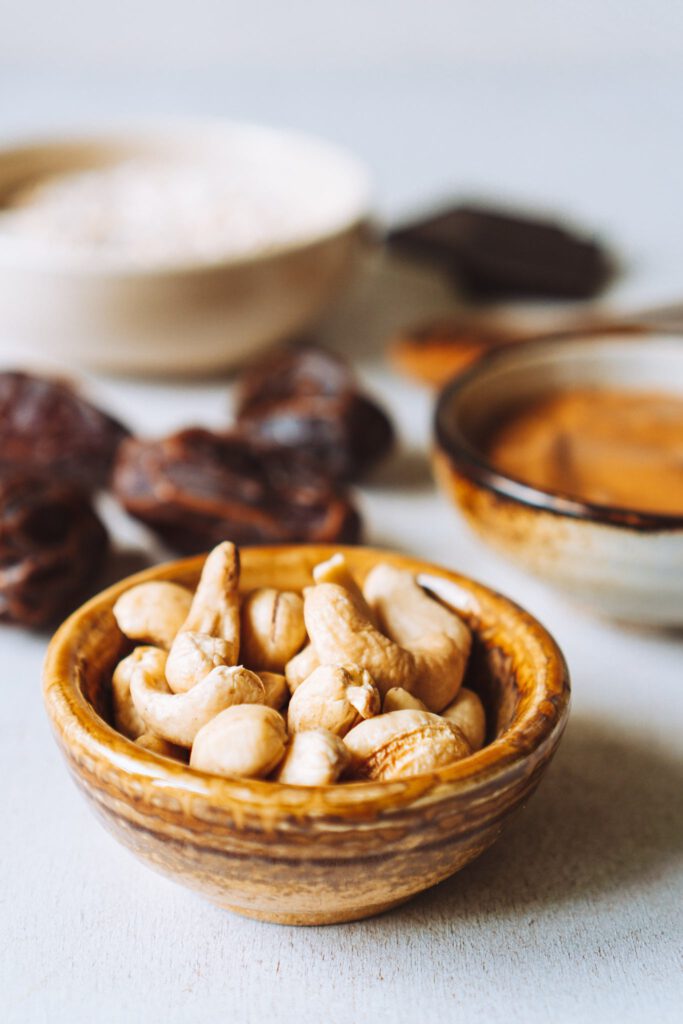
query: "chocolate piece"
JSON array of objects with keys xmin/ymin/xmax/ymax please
[
  {"xmin": 235, "ymin": 343, "xmax": 394, "ymax": 481},
  {"xmin": 388, "ymin": 203, "xmax": 612, "ymax": 299},
  {"xmin": 113, "ymin": 428, "xmax": 361, "ymax": 554},
  {"xmin": 0, "ymin": 371, "xmax": 130, "ymax": 490},
  {"xmin": 0, "ymin": 475, "xmax": 108, "ymax": 627}
]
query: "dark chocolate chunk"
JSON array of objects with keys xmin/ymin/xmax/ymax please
[{"xmin": 388, "ymin": 203, "xmax": 612, "ymax": 299}]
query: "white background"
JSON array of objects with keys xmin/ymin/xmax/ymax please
[
  {"xmin": 4, "ymin": 2, "xmax": 683, "ymax": 305},
  {"xmin": 4, "ymin": 1, "xmax": 683, "ymax": 70},
  {"xmin": 1, "ymin": 5, "xmax": 683, "ymax": 1024}
]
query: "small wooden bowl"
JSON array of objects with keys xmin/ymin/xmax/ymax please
[{"xmin": 43, "ymin": 545, "xmax": 569, "ymax": 926}]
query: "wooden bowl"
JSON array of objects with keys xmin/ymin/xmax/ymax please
[{"xmin": 42, "ymin": 545, "xmax": 570, "ymax": 926}]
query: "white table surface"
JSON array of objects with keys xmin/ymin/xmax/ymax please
[{"xmin": 1, "ymin": 62, "xmax": 682, "ymax": 1024}]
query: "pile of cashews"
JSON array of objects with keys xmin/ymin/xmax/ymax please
[{"xmin": 110, "ymin": 541, "xmax": 486, "ymax": 785}]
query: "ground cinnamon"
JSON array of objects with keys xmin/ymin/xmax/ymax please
[{"xmin": 486, "ymin": 388, "xmax": 683, "ymax": 515}]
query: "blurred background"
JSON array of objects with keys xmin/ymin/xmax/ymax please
[{"xmin": 3, "ymin": 0, "xmax": 683, "ymax": 303}]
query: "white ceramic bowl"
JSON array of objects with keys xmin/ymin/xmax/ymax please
[
  {"xmin": 434, "ymin": 330, "xmax": 683, "ymax": 627},
  {"xmin": 0, "ymin": 122, "xmax": 370, "ymax": 374}
]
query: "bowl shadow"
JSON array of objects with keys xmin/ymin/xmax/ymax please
[
  {"xmin": 367, "ymin": 447, "xmax": 435, "ymax": 492},
  {"xmin": 390, "ymin": 715, "xmax": 683, "ymax": 923}
]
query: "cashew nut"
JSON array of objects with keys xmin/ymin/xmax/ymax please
[
  {"xmin": 383, "ymin": 687, "xmax": 428, "ymax": 713},
  {"xmin": 130, "ymin": 661, "xmax": 265, "ymax": 747},
  {"xmin": 441, "ymin": 687, "xmax": 486, "ymax": 751},
  {"xmin": 284, "ymin": 644, "xmax": 320, "ymax": 693},
  {"xmin": 288, "ymin": 557, "xmax": 376, "ymax": 694},
  {"xmin": 240, "ymin": 588, "xmax": 306, "ymax": 672},
  {"xmin": 287, "ymin": 663, "xmax": 380, "ymax": 737},
  {"xmin": 275, "ymin": 728, "xmax": 350, "ymax": 785},
  {"xmin": 366, "ymin": 564, "xmax": 472, "ymax": 711},
  {"xmin": 113, "ymin": 581, "xmax": 194, "ymax": 650},
  {"xmin": 112, "ymin": 646, "xmax": 167, "ymax": 739},
  {"xmin": 303, "ymin": 582, "xmax": 416, "ymax": 698},
  {"xmin": 259, "ymin": 671, "xmax": 289, "ymax": 710},
  {"xmin": 312, "ymin": 553, "xmax": 376, "ymax": 623},
  {"xmin": 344, "ymin": 709, "xmax": 472, "ymax": 781},
  {"xmin": 190, "ymin": 705, "xmax": 286, "ymax": 779},
  {"xmin": 135, "ymin": 732, "xmax": 188, "ymax": 761},
  {"xmin": 109, "ymin": 542, "xmax": 486, "ymax": 785},
  {"xmin": 180, "ymin": 541, "xmax": 241, "ymax": 660},
  {"xmin": 165, "ymin": 631, "xmax": 232, "ymax": 694}
]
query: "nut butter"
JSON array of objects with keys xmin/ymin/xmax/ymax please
[{"xmin": 486, "ymin": 388, "xmax": 683, "ymax": 515}]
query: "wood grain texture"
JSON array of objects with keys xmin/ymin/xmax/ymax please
[{"xmin": 42, "ymin": 546, "xmax": 569, "ymax": 925}]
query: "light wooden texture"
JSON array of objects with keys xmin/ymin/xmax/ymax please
[{"xmin": 43, "ymin": 545, "xmax": 568, "ymax": 925}]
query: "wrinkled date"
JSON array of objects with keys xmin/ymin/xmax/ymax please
[
  {"xmin": 0, "ymin": 371, "xmax": 130, "ymax": 490},
  {"xmin": 236, "ymin": 343, "xmax": 356, "ymax": 412},
  {"xmin": 0, "ymin": 475, "xmax": 109, "ymax": 627},
  {"xmin": 238, "ymin": 393, "xmax": 395, "ymax": 486},
  {"xmin": 113, "ymin": 345, "xmax": 393, "ymax": 553},
  {"xmin": 113, "ymin": 428, "xmax": 361, "ymax": 554},
  {"xmin": 235, "ymin": 344, "xmax": 395, "ymax": 483}
]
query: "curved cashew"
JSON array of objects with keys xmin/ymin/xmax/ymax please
[
  {"xmin": 190, "ymin": 705, "xmax": 286, "ymax": 779},
  {"xmin": 312, "ymin": 553, "xmax": 376, "ymax": 623},
  {"xmin": 364, "ymin": 564, "xmax": 471, "ymax": 649},
  {"xmin": 112, "ymin": 646, "xmax": 167, "ymax": 739},
  {"xmin": 275, "ymin": 728, "xmax": 350, "ymax": 785},
  {"xmin": 344, "ymin": 709, "xmax": 472, "ymax": 781},
  {"xmin": 240, "ymin": 588, "xmax": 306, "ymax": 672},
  {"xmin": 304, "ymin": 582, "xmax": 416, "ymax": 697},
  {"xmin": 441, "ymin": 687, "xmax": 486, "ymax": 751},
  {"xmin": 130, "ymin": 661, "xmax": 265, "ymax": 747},
  {"xmin": 304, "ymin": 578, "xmax": 470, "ymax": 711},
  {"xmin": 363, "ymin": 564, "xmax": 472, "ymax": 711},
  {"xmin": 383, "ymin": 687, "xmax": 428, "ymax": 713},
  {"xmin": 113, "ymin": 581, "xmax": 193, "ymax": 650},
  {"xmin": 287, "ymin": 663, "xmax": 380, "ymax": 737},
  {"xmin": 284, "ymin": 644, "xmax": 320, "ymax": 693},
  {"xmin": 165, "ymin": 631, "xmax": 233, "ymax": 694},
  {"xmin": 135, "ymin": 732, "xmax": 188, "ymax": 761},
  {"xmin": 259, "ymin": 671, "xmax": 289, "ymax": 710},
  {"xmin": 180, "ymin": 541, "xmax": 241, "ymax": 659}
]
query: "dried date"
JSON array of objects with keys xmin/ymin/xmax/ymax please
[
  {"xmin": 235, "ymin": 343, "xmax": 395, "ymax": 482},
  {"xmin": 0, "ymin": 475, "xmax": 109, "ymax": 627},
  {"xmin": 235, "ymin": 343, "xmax": 356, "ymax": 414},
  {"xmin": 0, "ymin": 371, "xmax": 130, "ymax": 490},
  {"xmin": 239, "ymin": 393, "xmax": 395, "ymax": 486},
  {"xmin": 113, "ymin": 428, "xmax": 361, "ymax": 554}
]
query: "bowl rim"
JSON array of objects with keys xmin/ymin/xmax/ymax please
[
  {"xmin": 42, "ymin": 545, "xmax": 570, "ymax": 819},
  {"xmin": 434, "ymin": 328, "xmax": 683, "ymax": 533},
  {"xmin": 0, "ymin": 118, "xmax": 372, "ymax": 278}
]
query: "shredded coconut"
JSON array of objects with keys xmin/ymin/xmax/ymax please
[{"xmin": 0, "ymin": 155, "xmax": 344, "ymax": 267}]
